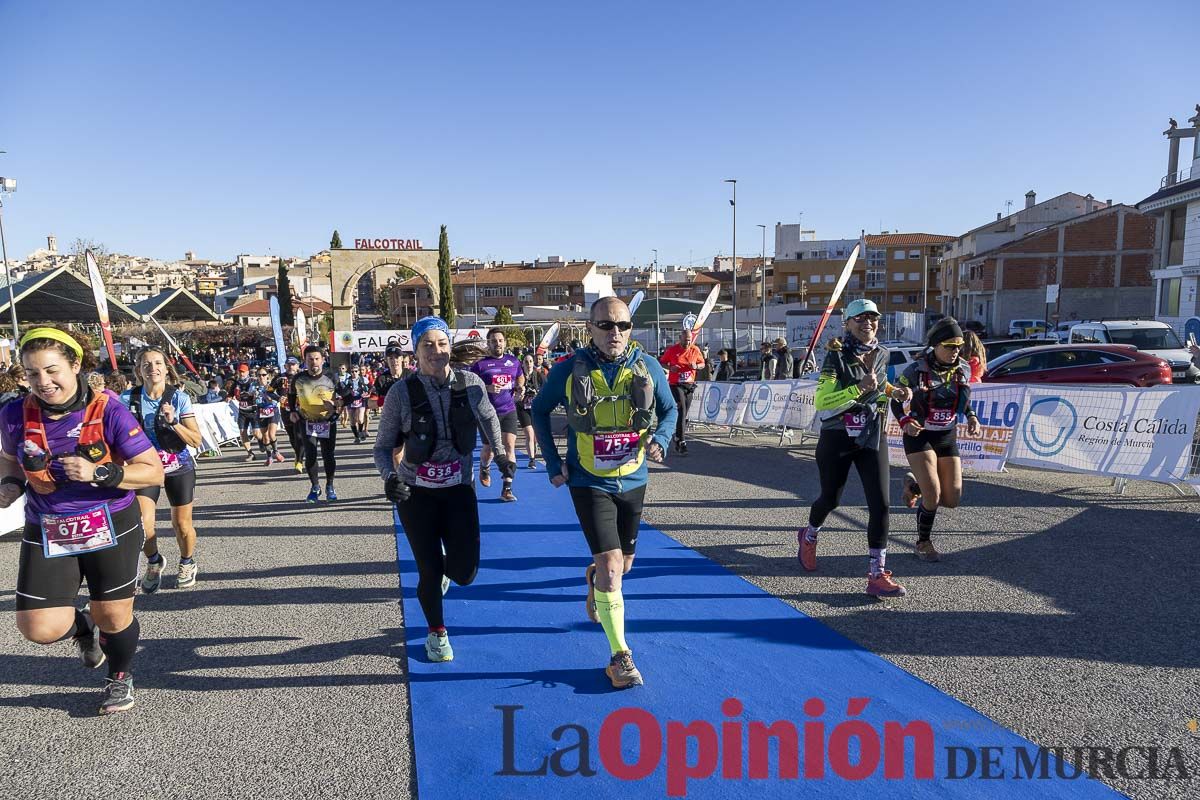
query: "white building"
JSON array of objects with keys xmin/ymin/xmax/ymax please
[{"xmin": 1137, "ymin": 109, "xmax": 1200, "ymax": 338}]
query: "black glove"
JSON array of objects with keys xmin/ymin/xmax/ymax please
[
  {"xmin": 496, "ymin": 457, "xmax": 517, "ymax": 481},
  {"xmin": 384, "ymin": 474, "xmax": 411, "ymax": 504}
]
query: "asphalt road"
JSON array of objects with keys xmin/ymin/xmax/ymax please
[{"xmin": 1, "ymin": 424, "xmax": 1197, "ymax": 800}]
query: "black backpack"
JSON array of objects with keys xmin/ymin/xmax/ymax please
[
  {"xmin": 130, "ymin": 385, "xmax": 189, "ymax": 454},
  {"xmin": 403, "ymin": 373, "xmax": 476, "ymax": 464}
]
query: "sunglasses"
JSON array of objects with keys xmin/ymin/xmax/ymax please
[
  {"xmin": 257, "ymin": 372, "xmax": 268, "ymax": 376},
  {"xmin": 592, "ymin": 320, "xmax": 633, "ymax": 332},
  {"xmin": 849, "ymin": 314, "xmax": 880, "ymax": 324}
]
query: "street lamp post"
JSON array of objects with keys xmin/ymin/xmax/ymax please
[
  {"xmin": 652, "ymin": 249, "xmax": 660, "ymax": 354},
  {"xmin": 757, "ymin": 223, "xmax": 767, "ymax": 346},
  {"xmin": 0, "ymin": 176, "xmax": 19, "ymax": 341},
  {"xmin": 724, "ymin": 179, "xmax": 737, "ymax": 352}
]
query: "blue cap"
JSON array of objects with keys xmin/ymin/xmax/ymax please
[
  {"xmin": 285, "ymin": 356, "xmax": 300, "ymax": 365},
  {"xmin": 843, "ymin": 298, "xmax": 880, "ymax": 318},
  {"xmin": 412, "ymin": 316, "xmax": 451, "ymax": 346}
]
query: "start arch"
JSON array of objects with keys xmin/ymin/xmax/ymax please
[{"xmin": 329, "ymin": 247, "xmax": 441, "ymax": 333}]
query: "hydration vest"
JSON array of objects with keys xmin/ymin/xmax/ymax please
[
  {"xmin": 565, "ymin": 351, "xmax": 657, "ymax": 478},
  {"xmin": 129, "ymin": 385, "xmax": 188, "ymax": 454},
  {"xmin": 21, "ymin": 390, "xmax": 119, "ymax": 495},
  {"xmin": 403, "ymin": 372, "xmax": 477, "ymax": 465}
]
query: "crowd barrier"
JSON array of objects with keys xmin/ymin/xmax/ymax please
[
  {"xmin": 193, "ymin": 402, "xmax": 242, "ymax": 452},
  {"xmin": 688, "ymin": 380, "xmax": 1200, "ymax": 486}
]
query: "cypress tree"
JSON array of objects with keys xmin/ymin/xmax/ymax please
[{"xmin": 437, "ymin": 224, "xmax": 456, "ymax": 326}]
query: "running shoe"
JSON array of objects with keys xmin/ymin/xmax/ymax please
[
  {"xmin": 500, "ymin": 485, "xmax": 516, "ymax": 502},
  {"xmin": 527, "ymin": 458, "xmax": 538, "ymax": 470},
  {"xmin": 177, "ymin": 561, "xmax": 199, "ymax": 588},
  {"xmin": 479, "ymin": 467, "xmax": 491, "ymax": 487},
  {"xmin": 74, "ymin": 610, "xmax": 105, "ymax": 670},
  {"xmin": 797, "ymin": 527, "xmax": 818, "ymax": 572},
  {"xmin": 262, "ymin": 453, "xmax": 273, "ymax": 469},
  {"xmin": 866, "ymin": 570, "xmax": 907, "ymax": 598},
  {"xmin": 98, "ymin": 672, "xmax": 136, "ymax": 715},
  {"xmin": 425, "ymin": 631, "xmax": 454, "ymax": 662},
  {"xmin": 274, "ymin": 451, "xmax": 285, "ymax": 463},
  {"xmin": 441, "ymin": 575, "xmax": 451, "ymax": 596},
  {"xmin": 678, "ymin": 440, "xmax": 688, "ymax": 456},
  {"xmin": 244, "ymin": 451, "xmax": 255, "ymax": 462},
  {"xmin": 902, "ymin": 471, "xmax": 921, "ymax": 509},
  {"xmin": 325, "ymin": 486, "xmax": 338, "ymax": 502},
  {"xmin": 141, "ymin": 557, "xmax": 164, "ymax": 594},
  {"xmin": 306, "ymin": 485, "xmax": 321, "ymax": 503},
  {"xmin": 584, "ymin": 564, "xmax": 599, "ymax": 623},
  {"xmin": 914, "ymin": 540, "xmax": 941, "ymax": 563},
  {"xmin": 294, "ymin": 459, "xmax": 304, "ymax": 473},
  {"xmin": 606, "ymin": 650, "xmax": 644, "ymax": 689}
]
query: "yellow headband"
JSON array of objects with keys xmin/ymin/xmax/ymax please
[{"xmin": 20, "ymin": 327, "xmax": 85, "ymax": 360}]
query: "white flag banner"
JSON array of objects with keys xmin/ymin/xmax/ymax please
[
  {"xmin": 193, "ymin": 402, "xmax": 242, "ymax": 451},
  {"xmin": 330, "ymin": 328, "xmax": 486, "ymax": 353},
  {"xmin": 1008, "ymin": 385, "xmax": 1200, "ymax": 482},
  {"xmin": 886, "ymin": 384, "xmax": 1026, "ymax": 472}
]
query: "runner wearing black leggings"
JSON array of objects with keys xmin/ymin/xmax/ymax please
[
  {"xmin": 374, "ymin": 316, "xmax": 512, "ymax": 663},
  {"xmin": 795, "ymin": 299, "xmax": 913, "ymax": 598}
]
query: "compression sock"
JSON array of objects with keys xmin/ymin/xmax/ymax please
[
  {"xmin": 594, "ymin": 588, "xmax": 629, "ymax": 654},
  {"xmin": 180, "ymin": 556, "xmax": 195, "ymax": 565},
  {"xmin": 868, "ymin": 548, "xmax": 887, "ymax": 578},
  {"xmin": 98, "ymin": 617, "xmax": 140, "ymax": 677},
  {"xmin": 146, "ymin": 551, "xmax": 163, "ymax": 564},
  {"xmin": 804, "ymin": 524, "xmax": 821, "ymax": 543},
  {"xmin": 916, "ymin": 503, "xmax": 937, "ymax": 542}
]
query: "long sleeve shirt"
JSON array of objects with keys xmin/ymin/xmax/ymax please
[{"xmin": 531, "ymin": 346, "xmax": 677, "ymax": 494}]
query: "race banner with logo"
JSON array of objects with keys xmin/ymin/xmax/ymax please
[
  {"xmin": 1008, "ymin": 385, "xmax": 1200, "ymax": 482},
  {"xmin": 884, "ymin": 384, "xmax": 1025, "ymax": 472},
  {"xmin": 689, "ymin": 380, "xmax": 818, "ymax": 430},
  {"xmin": 330, "ymin": 328, "xmax": 486, "ymax": 353}
]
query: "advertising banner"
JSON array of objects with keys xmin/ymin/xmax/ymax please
[
  {"xmin": 1008, "ymin": 385, "xmax": 1200, "ymax": 482},
  {"xmin": 193, "ymin": 402, "xmax": 241, "ymax": 451},
  {"xmin": 689, "ymin": 380, "xmax": 818, "ymax": 430},
  {"xmin": 886, "ymin": 384, "xmax": 1026, "ymax": 472},
  {"xmin": 330, "ymin": 328, "xmax": 486, "ymax": 353}
]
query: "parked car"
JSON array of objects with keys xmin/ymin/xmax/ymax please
[
  {"xmin": 1030, "ymin": 321, "xmax": 1075, "ymax": 344},
  {"xmin": 983, "ymin": 338, "xmax": 1049, "ymax": 364},
  {"xmin": 960, "ymin": 319, "xmax": 988, "ymax": 338},
  {"xmin": 1067, "ymin": 319, "xmax": 1200, "ymax": 384},
  {"xmin": 1007, "ymin": 319, "xmax": 1047, "ymax": 338},
  {"xmin": 982, "ymin": 344, "xmax": 1172, "ymax": 387},
  {"xmin": 882, "ymin": 343, "xmax": 924, "ymax": 382}
]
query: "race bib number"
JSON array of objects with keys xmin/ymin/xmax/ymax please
[
  {"xmin": 239, "ymin": 399, "xmax": 255, "ymax": 411},
  {"xmin": 491, "ymin": 374, "xmax": 514, "ymax": 392},
  {"xmin": 678, "ymin": 369, "xmax": 695, "ymax": 384},
  {"xmin": 415, "ymin": 461, "xmax": 462, "ymax": 489},
  {"xmin": 843, "ymin": 411, "xmax": 867, "ymax": 436},
  {"xmin": 259, "ymin": 406, "xmax": 277, "ymax": 419},
  {"xmin": 351, "ymin": 398, "xmax": 365, "ymax": 409},
  {"xmin": 307, "ymin": 421, "xmax": 331, "ymax": 439},
  {"xmin": 594, "ymin": 431, "xmax": 640, "ymax": 470},
  {"xmin": 928, "ymin": 407, "xmax": 957, "ymax": 427},
  {"xmin": 40, "ymin": 504, "xmax": 116, "ymax": 559},
  {"xmin": 159, "ymin": 450, "xmax": 182, "ymax": 475}
]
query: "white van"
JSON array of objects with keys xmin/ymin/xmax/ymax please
[
  {"xmin": 1007, "ymin": 319, "xmax": 1047, "ymax": 338},
  {"xmin": 1068, "ymin": 320, "xmax": 1200, "ymax": 383}
]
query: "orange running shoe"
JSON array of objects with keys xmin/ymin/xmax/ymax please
[
  {"xmin": 797, "ymin": 527, "xmax": 818, "ymax": 572},
  {"xmin": 866, "ymin": 570, "xmax": 907, "ymax": 598}
]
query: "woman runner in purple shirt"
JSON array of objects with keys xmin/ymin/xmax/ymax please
[{"xmin": 0, "ymin": 327, "xmax": 164, "ymax": 715}]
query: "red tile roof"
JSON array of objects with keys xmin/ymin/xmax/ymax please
[
  {"xmin": 228, "ymin": 295, "xmax": 331, "ymax": 315},
  {"xmin": 864, "ymin": 233, "xmax": 954, "ymax": 246}
]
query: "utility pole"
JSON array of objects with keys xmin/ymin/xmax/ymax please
[
  {"xmin": 757, "ymin": 223, "xmax": 767, "ymax": 345},
  {"xmin": 725, "ymin": 179, "xmax": 737, "ymax": 352},
  {"xmin": 652, "ymin": 249, "xmax": 660, "ymax": 354},
  {"xmin": 0, "ymin": 171, "xmax": 19, "ymax": 340}
]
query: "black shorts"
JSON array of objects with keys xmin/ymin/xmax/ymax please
[
  {"xmin": 516, "ymin": 404, "xmax": 533, "ymax": 428},
  {"xmin": 135, "ymin": 467, "xmax": 197, "ymax": 507},
  {"xmin": 902, "ymin": 427, "xmax": 960, "ymax": 459},
  {"xmin": 16, "ymin": 500, "xmax": 144, "ymax": 610},
  {"xmin": 569, "ymin": 485, "xmax": 646, "ymax": 555},
  {"xmin": 238, "ymin": 412, "xmax": 257, "ymax": 435},
  {"xmin": 497, "ymin": 411, "xmax": 519, "ymax": 437},
  {"xmin": 254, "ymin": 412, "xmax": 282, "ymax": 430}
]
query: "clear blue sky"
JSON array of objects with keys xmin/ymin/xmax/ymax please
[{"xmin": 1, "ymin": 0, "xmax": 1195, "ymax": 267}]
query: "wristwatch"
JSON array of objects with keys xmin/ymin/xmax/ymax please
[{"xmin": 91, "ymin": 464, "xmax": 113, "ymax": 486}]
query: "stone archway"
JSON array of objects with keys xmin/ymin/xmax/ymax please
[{"xmin": 329, "ymin": 247, "xmax": 440, "ymax": 333}]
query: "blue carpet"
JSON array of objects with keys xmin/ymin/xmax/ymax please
[{"xmin": 394, "ymin": 455, "xmax": 1122, "ymax": 799}]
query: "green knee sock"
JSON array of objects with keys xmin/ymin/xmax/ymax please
[{"xmin": 594, "ymin": 588, "xmax": 629, "ymax": 654}]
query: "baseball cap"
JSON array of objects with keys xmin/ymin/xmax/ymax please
[
  {"xmin": 843, "ymin": 299, "xmax": 880, "ymax": 318},
  {"xmin": 385, "ymin": 345, "xmax": 404, "ymax": 357},
  {"xmin": 285, "ymin": 356, "xmax": 300, "ymax": 365},
  {"xmin": 237, "ymin": 363, "xmax": 250, "ymax": 373}
]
